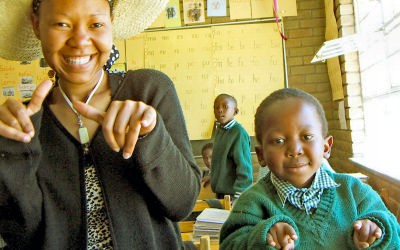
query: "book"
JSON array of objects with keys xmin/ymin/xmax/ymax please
[{"xmin": 192, "ymin": 208, "xmax": 230, "ymax": 242}]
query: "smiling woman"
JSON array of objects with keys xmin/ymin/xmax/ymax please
[{"xmin": 0, "ymin": 0, "xmax": 201, "ymax": 249}]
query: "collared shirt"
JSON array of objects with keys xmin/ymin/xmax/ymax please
[
  {"xmin": 271, "ymin": 167, "xmax": 340, "ymax": 214},
  {"xmin": 216, "ymin": 119, "xmax": 237, "ymax": 130}
]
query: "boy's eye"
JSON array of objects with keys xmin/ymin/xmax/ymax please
[
  {"xmin": 56, "ymin": 22, "xmax": 68, "ymax": 27},
  {"xmin": 273, "ymin": 138, "xmax": 285, "ymax": 144}
]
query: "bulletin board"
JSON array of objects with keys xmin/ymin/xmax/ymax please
[
  {"xmin": 126, "ymin": 22, "xmax": 285, "ymax": 140},
  {"xmin": 0, "ymin": 59, "xmax": 48, "ymax": 103}
]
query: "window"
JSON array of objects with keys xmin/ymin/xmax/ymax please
[{"xmin": 352, "ymin": 0, "xmax": 400, "ymax": 180}]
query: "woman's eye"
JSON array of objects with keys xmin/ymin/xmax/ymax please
[
  {"xmin": 91, "ymin": 23, "xmax": 104, "ymax": 28},
  {"xmin": 304, "ymin": 134, "xmax": 314, "ymax": 141}
]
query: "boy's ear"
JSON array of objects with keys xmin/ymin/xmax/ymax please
[
  {"xmin": 323, "ymin": 135, "xmax": 333, "ymax": 159},
  {"xmin": 234, "ymin": 107, "xmax": 239, "ymax": 115},
  {"xmin": 255, "ymin": 146, "xmax": 267, "ymax": 167},
  {"xmin": 31, "ymin": 14, "xmax": 40, "ymax": 39}
]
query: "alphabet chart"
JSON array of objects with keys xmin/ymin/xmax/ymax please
[{"xmin": 126, "ymin": 22, "xmax": 284, "ymax": 139}]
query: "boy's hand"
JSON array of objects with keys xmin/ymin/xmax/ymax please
[
  {"xmin": 353, "ymin": 219, "xmax": 382, "ymax": 249},
  {"xmin": 267, "ymin": 222, "xmax": 298, "ymax": 250}
]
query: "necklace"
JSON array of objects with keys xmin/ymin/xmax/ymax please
[{"xmin": 58, "ymin": 69, "xmax": 104, "ymax": 153}]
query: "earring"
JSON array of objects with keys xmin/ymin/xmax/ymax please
[{"xmin": 47, "ymin": 69, "xmax": 56, "ymax": 85}]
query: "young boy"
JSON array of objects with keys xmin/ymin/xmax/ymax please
[
  {"xmin": 201, "ymin": 142, "xmax": 213, "ymax": 187},
  {"xmin": 220, "ymin": 88, "xmax": 400, "ymax": 249},
  {"xmin": 211, "ymin": 94, "xmax": 253, "ymax": 199}
]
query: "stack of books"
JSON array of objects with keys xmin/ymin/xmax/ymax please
[{"xmin": 192, "ymin": 208, "xmax": 230, "ymax": 242}]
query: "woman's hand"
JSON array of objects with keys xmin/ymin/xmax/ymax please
[
  {"xmin": 74, "ymin": 100, "xmax": 157, "ymax": 159},
  {"xmin": 0, "ymin": 80, "xmax": 53, "ymax": 142}
]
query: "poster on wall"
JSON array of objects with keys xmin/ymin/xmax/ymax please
[
  {"xmin": 183, "ymin": 0, "xmax": 205, "ymax": 24},
  {"xmin": 2, "ymin": 86, "xmax": 15, "ymax": 98},
  {"xmin": 251, "ymin": 0, "xmax": 271, "ymax": 18},
  {"xmin": 229, "ymin": 0, "xmax": 251, "ymax": 19},
  {"xmin": 165, "ymin": 0, "xmax": 182, "ymax": 27},
  {"xmin": 0, "ymin": 58, "xmax": 48, "ymax": 103},
  {"xmin": 19, "ymin": 76, "xmax": 36, "ymax": 99},
  {"xmin": 207, "ymin": 0, "xmax": 227, "ymax": 17}
]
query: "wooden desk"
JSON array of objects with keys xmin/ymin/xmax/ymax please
[
  {"xmin": 180, "ymin": 195, "xmax": 231, "ymax": 249},
  {"xmin": 182, "ymin": 233, "xmax": 219, "ymax": 250}
]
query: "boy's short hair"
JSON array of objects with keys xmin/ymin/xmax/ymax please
[
  {"xmin": 254, "ymin": 88, "xmax": 328, "ymax": 143},
  {"xmin": 201, "ymin": 143, "xmax": 213, "ymax": 155},
  {"xmin": 214, "ymin": 94, "xmax": 238, "ymax": 108}
]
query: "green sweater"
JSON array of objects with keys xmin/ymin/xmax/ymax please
[
  {"xmin": 211, "ymin": 122, "xmax": 253, "ymax": 195},
  {"xmin": 220, "ymin": 172, "xmax": 400, "ymax": 249}
]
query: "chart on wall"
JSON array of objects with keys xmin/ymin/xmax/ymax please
[
  {"xmin": 0, "ymin": 58, "xmax": 48, "ymax": 104},
  {"xmin": 126, "ymin": 22, "xmax": 285, "ymax": 140}
]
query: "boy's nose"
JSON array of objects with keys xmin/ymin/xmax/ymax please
[{"xmin": 286, "ymin": 141, "xmax": 304, "ymax": 158}]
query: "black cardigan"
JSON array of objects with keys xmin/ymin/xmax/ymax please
[{"xmin": 0, "ymin": 69, "xmax": 201, "ymax": 249}]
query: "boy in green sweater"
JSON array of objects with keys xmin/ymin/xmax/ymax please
[
  {"xmin": 220, "ymin": 88, "xmax": 400, "ymax": 249},
  {"xmin": 201, "ymin": 142, "xmax": 213, "ymax": 187},
  {"xmin": 211, "ymin": 94, "xmax": 253, "ymax": 199}
]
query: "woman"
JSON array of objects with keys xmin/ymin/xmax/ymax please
[{"xmin": 0, "ymin": 0, "xmax": 201, "ymax": 249}]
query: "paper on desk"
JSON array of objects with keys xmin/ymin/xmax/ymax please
[{"xmin": 196, "ymin": 208, "xmax": 230, "ymax": 223}]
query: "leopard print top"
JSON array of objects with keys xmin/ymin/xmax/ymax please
[{"xmin": 84, "ymin": 163, "xmax": 113, "ymax": 250}]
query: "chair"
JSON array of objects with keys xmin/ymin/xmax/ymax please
[
  {"xmin": 197, "ymin": 184, "xmax": 216, "ymax": 200},
  {"xmin": 379, "ymin": 188, "xmax": 390, "ymax": 209},
  {"xmin": 199, "ymin": 235, "xmax": 211, "ymax": 250}
]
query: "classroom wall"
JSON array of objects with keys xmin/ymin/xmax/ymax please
[
  {"xmin": 191, "ymin": 0, "xmax": 400, "ymax": 222},
  {"xmin": 284, "ymin": 0, "xmax": 399, "ymax": 221}
]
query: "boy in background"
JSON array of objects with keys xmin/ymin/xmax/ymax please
[
  {"xmin": 211, "ymin": 94, "xmax": 253, "ymax": 199},
  {"xmin": 201, "ymin": 142, "xmax": 213, "ymax": 187},
  {"xmin": 220, "ymin": 88, "xmax": 400, "ymax": 249}
]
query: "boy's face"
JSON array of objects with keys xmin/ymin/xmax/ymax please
[
  {"xmin": 255, "ymin": 98, "xmax": 333, "ymax": 188},
  {"xmin": 202, "ymin": 148, "xmax": 212, "ymax": 169},
  {"xmin": 214, "ymin": 96, "xmax": 238, "ymax": 126}
]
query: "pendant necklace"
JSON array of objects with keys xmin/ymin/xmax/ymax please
[{"xmin": 58, "ymin": 69, "xmax": 104, "ymax": 154}]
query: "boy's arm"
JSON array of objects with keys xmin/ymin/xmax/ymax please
[
  {"xmin": 231, "ymin": 128, "xmax": 253, "ymax": 193},
  {"xmin": 351, "ymin": 179, "xmax": 400, "ymax": 248},
  {"xmin": 220, "ymin": 190, "xmax": 299, "ymax": 249}
]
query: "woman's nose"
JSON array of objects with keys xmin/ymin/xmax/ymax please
[{"xmin": 68, "ymin": 26, "xmax": 91, "ymax": 48}]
